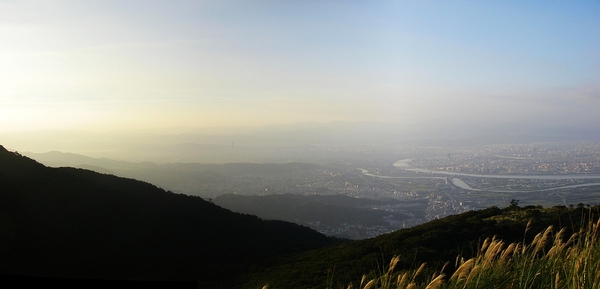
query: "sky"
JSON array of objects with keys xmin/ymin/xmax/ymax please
[{"xmin": 1, "ymin": 0, "xmax": 599, "ymax": 133}]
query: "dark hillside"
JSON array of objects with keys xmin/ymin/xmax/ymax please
[
  {"xmin": 214, "ymin": 194, "xmax": 410, "ymax": 238},
  {"xmin": 243, "ymin": 203, "xmax": 600, "ymax": 288},
  {"xmin": 0, "ymin": 145, "xmax": 339, "ymax": 286}
]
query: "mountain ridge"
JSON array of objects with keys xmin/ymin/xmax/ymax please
[{"xmin": 0, "ymin": 145, "xmax": 340, "ymax": 285}]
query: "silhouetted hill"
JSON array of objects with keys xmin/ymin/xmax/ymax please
[{"xmin": 0, "ymin": 145, "xmax": 340, "ymax": 286}]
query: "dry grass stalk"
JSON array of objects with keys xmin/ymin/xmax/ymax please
[
  {"xmin": 440, "ymin": 261, "xmax": 449, "ymax": 275},
  {"xmin": 388, "ymin": 256, "xmax": 401, "ymax": 274},
  {"xmin": 480, "ymin": 237, "xmax": 491, "ymax": 254},
  {"xmin": 499, "ymin": 242, "xmax": 517, "ymax": 264},
  {"xmin": 425, "ymin": 274, "xmax": 444, "ymax": 289},
  {"xmin": 360, "ymin": 274, "xmax": 368, "ymax": 288},
  {"xmin": 455, "ymin": 256, "xmax": 464, "ymax": 268},
  {"xmin": 451, "ymin": 258, "xmax": 474, "ymax": 280},
  {"xmin": 464, "ymin": 265, "xmax": 481, "ymax": 285},
  {"xmin": 521, "ymin": 242, "xmax": 529, "ymax": 255},
  {"xmin": 547, "ymin": 228, "xmax": 567, "ymax": 257},
  {"xmin": 532, "ymin": 226, "xmax": 553, "ymax": 254},
  {"xmin": 397, "ymin": 272, "xmax": 409, "ymax": 286},
  {"xmin": 413, "ymin": 262, "xmax": 427, "ymax": 281},
  {"xmin": 512, "ymin": 243, "xmax": 522, "ymax": 259},
  {"xmin": 588, "ymin": 219, "xmax": 600, "ymax": 247},
  {"xmin": 482, "ymin": 239, "xmax": 504, "ymax": 267},
  {"xmin": 570, "ymin": 228, "xmax": 584, "ymax": 245},
  {"xmin": 363, "ymin": 279, "xmax": 375, "ymax": 289},
  {"xmin": 525, "ymin": 219, "xmax": 532, "ymax": 234}
]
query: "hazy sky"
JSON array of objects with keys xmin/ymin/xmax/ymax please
[{"xmin": 1, "ymin": 1, "xmax": 599, "ymax": 133}]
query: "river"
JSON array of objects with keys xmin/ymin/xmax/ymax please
[
  {"xmin": 392, "ymin": 159, "xmax": 600, "ymax": 180},
  {"xmin": 449, "ymin": 177, "xmax": 600, "ymax": 193},
  {"xmin": 358, "ymin": 159, "xmax": 600, "ymax": 193}
]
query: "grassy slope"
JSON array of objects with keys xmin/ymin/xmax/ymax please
[
  {"xmin": 342, "ymin": 214, "xmax": 600, "ymax": 289},
  {"xmin": 242, "ymin": 204, "xmax": 600, "ymax": 289}
]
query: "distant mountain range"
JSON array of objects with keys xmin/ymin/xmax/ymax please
[
  {"xmin": 3, "ymin": 121, "xmax": 599, "ymax": 163},
  {"xmin": 18, "ymin": 150, "xmax": 325, "ymax": 198}
]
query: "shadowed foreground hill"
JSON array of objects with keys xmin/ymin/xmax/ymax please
[
  {"xmin": 242, "ymin": 203, "xmax": 600, "ymax": 288},
  {"xmin": 0, "ymin": 145, "xmax": 339, "ymax": 285}
]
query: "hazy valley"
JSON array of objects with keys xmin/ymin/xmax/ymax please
[
  {"xmin": 11, "ymin": 123, "xmax": 600, "ymax": 239},
  {"xmin": 2, "ymin": 123, "xmax": 600, "ymax": 287}
]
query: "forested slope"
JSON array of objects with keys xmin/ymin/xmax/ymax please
[{"xmin": 0, "ymin": 145, "xmax": 339, "ymax": 286}]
